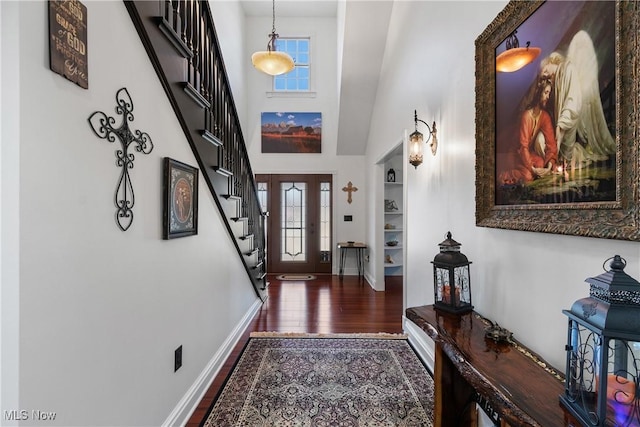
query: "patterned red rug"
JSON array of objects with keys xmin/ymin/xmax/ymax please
[{"xmin": 202, "ymin": 333, "xmax": 434, "ymax": 426}]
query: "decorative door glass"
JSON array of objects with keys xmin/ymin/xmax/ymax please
[
  {"xmin": 320, "ymin": 181, "xmax": 331, "ymax": 263},
  {"xmin": 281, "ymin": 182, "xmax": 307, "ymax": 262}
]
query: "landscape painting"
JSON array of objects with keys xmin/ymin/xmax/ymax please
[{"xmin": 261, "ymin": 112, "xmax": 322, "ymax": 153}]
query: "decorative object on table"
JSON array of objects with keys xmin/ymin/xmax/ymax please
[
  {"xmin": 49, "ymin": 0, "xmax": 88, "ymax": 89},
  {"xmin": 387, "ymin": 168, "xmax": 396, "ymax": 182},
  {"xmin": 251, "ymin": 0, "xmax": 295, "ymax": 76},
  {"xmin": 347, "ymin": 241, "xmax": 355, "ymax": 246},
  {"xmin": 385, "ymin": 255, "xmax": 394, "ymax": 264},
  {"xmin": 384, "ymin": 223, "xmax": 396, "ymax": 230},
  {"xmin": 484, "ymin": 320, "xmax": 513, "ymax": 343},
  {"xmin": 431, "ymin": 231, "xmax": 473, "ymax": 314},
  {"xmin": 163, "ymin": 158, "xmax": 198, "ymax": 239},
  {"xmin": 476, "ymin": 2, "xmax": 640, "ymax": 242},
  {"xmin": 342, "ymin": 181, "xmax": 358, "ymax": 204},
  {"xmin": 386, "ymin": 240, "xmax": 398, "ymax": 247},
  {"xmin": 560, "ymin": 255, "xmax": 640, "ymax": 426},
  {"xmin": 88, "ymin": 88, "xmax": 154, "ymax": 231},
  {"xmin": 409, "ymin": 109, "xmax": 438, "ymax": 168},
  {"xmin": 260, "ymin": 112, "xmax": 322, "ymax": 153},
  {"xmin": 384, "ymin": 199, "xmax": 399, "ymax": 212}
]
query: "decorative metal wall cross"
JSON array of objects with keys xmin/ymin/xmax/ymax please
[
  {"xmin": 342, "ymin": 181, "xmax": 358, "ymax": 204},
  {"xmin": 88, "ymin": 88, "xmax": 154, "ymax": 231}
]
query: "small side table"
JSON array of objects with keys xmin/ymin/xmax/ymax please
[{"xmin": 337, "ymin": 242, "xmax": 366, "ymax": 278}]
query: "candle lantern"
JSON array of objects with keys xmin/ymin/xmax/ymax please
[
  {"xmin": 387, "ymin": 168, "xmax": 396, "ymax": 182},
  {"xmin": 431, "ymin": 231, "xmax": 473, "ymax": 314},
  {"xmin": 560, "ymin": 255, "xmax": 640, "ymax": 426}
]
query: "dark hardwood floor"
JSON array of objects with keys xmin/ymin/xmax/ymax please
[{"xmin": 186, "ymin": 274, "xmax": 404, "ymax": 426}]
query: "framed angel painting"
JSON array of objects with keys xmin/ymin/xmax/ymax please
[{"xmin": 475, "ymin": 1, "xmax": 640, "ymax": 241}]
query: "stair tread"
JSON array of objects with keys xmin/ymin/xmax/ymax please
[{"xmin": 213, "ymin": 166, "xmax": 233, "ymax": 178}]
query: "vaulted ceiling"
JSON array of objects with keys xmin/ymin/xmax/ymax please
[{"xmin": 239, "ymin": 0, "xmax": 394, "ymax": 155}]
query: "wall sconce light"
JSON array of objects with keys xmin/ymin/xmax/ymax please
[
  {"xmin": 496, "ymin": 30, "xmax": 541, "ymax": 73},
  {"xmin": 251, "ymin": 0, "xmax": 295, "ymax": 76},
  {"xmin": 409, "ymin": 110, "xmax": 437, "ymax": 169}
]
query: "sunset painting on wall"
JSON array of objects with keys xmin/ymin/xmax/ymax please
[{"xmin": 261, "ymin": 112, "xmax": 322, "ymax": 153}]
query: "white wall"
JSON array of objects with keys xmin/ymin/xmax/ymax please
[
  {"xmin": 3, "ymin": 2, "xmax": 258, "ymax": 425},
  {"xmin": 208, "ymin": 0, "xmax": 248, "ymax": 129},
  {"xmin": 367, "ymin": 0, "xmax": 640, "ymax": 370},
  {"xmin": 244, "ymin": 14, "xmax": 368, "ymax": 275}
]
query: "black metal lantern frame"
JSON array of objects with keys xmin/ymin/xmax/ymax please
[
  {"xmin": 561, "ymin": 255, "xmax": 640, "ymax": 426},
  {"xmin": 432, "ymin": 232, "xmax": 473, "ymax": 314}
]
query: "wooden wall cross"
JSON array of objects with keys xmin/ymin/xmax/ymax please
[{"xmin": 342, "ymin": 181, "xmax": 358, "ymax": 204}]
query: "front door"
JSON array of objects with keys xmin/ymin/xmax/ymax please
[{"xmin": 256, "ymin": 174, "xmax": 332, "ymax": 274}]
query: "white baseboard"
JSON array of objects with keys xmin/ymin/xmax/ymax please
[
  {"xmin": 163, "ymin": 298, "xmax": 263, "ymax": 427},
  {"xmin": 403, "ymin": 316, "xmax": 435, "ymax": 373}
]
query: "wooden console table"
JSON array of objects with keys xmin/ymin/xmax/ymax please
[{"xmin": 406, "ymin": 305, "xmax": 570, "ymax": 427}]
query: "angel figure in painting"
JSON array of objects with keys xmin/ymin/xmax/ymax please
[{"xmin": 539, "ymin": 30, "xmax": 615, "ymax": 169}]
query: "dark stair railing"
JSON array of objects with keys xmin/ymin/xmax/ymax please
[{"xmin": 125, "ymin": 0, "xmax": 267, "ymax": 300}]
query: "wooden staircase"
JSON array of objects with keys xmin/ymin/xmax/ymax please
[{"xmin": 125, "ymin": 0, "xmax": 268, "ymax": 300}]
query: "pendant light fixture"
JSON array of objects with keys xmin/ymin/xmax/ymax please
[
  {"xmin": 496, "ymin": 30, "xmax": 541, "ymax": 73},
  {"xmin": 251, "ymin": 0, "xmax": 295, "ymax": 76}
]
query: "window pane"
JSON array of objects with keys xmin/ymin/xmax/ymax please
[{"xmin": 272, "ymin": 37, "xmax": 310, "ymax": 92}]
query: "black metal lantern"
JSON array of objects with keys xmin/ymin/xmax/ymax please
[
  {"xmin": 431, "ymin": 232, "xmax": 473, "ymax": 314},
  {"xmin": 560, "ymin": 255, "xmax": 640, "ymax": 426},
  {"xmin": 387, "ymin": 168, "xmax": 396, "ymax": 182}
]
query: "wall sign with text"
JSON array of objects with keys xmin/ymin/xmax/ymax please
[{"xmin": 49, "ymin": 0, "xmax": 88, "ymax": 89}]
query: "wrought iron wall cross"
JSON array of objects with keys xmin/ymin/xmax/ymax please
[{"xmin": 88, "ymin": 88, "xmax": 154, "ymax": 231}]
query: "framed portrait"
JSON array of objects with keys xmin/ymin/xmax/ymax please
[
  {"xmin": 261, "ymin": 112, "xmax": 322, "ymax": 153},
  {"xmin": 163, "ymin": 157, "xmax": 198, "ymax": 239},
  {"xmin": 475, "ymin": 1, "xmax": 640, "ymax": 241}
]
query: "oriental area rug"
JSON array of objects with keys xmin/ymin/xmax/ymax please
[{"xmin": 202, "ymin": 333, "xmax": 434, "ymax": 426}]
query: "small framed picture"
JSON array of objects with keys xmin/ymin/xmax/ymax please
[{"xmin": 163, "ymin": 157, "xmax": 198, "ymax": 239}]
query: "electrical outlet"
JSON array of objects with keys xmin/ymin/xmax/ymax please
[{"xmin": 174, "ymin": 345, "xmax": 182, "ymax": 372}]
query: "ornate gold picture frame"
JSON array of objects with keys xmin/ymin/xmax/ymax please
[{"xmin": 475, "ymin": 1, "xmax": 639, "ymax": 240}]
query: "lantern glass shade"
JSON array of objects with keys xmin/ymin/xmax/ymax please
[
  {"xmin": 560, "ymin": 255, "xmax": 640, "ymax": 426},
  {"xmin": 431, "ymin": 232, "xmax": 473, "ymax": 314},
  {"xmin": 409, "ymin": 130, "xmax": 424, "ymax": 168}
]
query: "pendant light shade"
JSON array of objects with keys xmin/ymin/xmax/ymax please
[
  {"xmin": 251, "ymin": 0, "xmax": 295, "ymax": 76},
  {"xmin": 252, "ymin": 50, "xmax": 294, "ymax": 76},
  {"xmin": 496, "ymin": 31, "xmax": 540, "ymax": 73}
]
